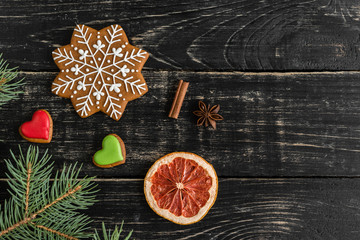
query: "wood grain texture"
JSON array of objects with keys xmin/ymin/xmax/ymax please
[
  {"xmin": 1, "ymin": 71, "xmax": 360, "ymax": 177},
  {"xmin": 1, "ymin": 1, "xmax": 360, "ymax": 238},
  {"xmin": 1, "ymin": 0, "xmax": 360, "ymax": 71},
  {"xmin": 1, "ymin": 178, "xmax": 360, "ymax": 239}
]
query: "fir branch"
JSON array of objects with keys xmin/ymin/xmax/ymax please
[
  {"xmin": 0, "ymin": 53, "xmax": 24, "ymax": 108},
  {"xmin": 0, "ymin": 146, "xmax": 134, "ymax": 240},
  {"xmin": 31, "ymin": 223, "xmax": 78, "ymax": 240},
  {"xmin": 0, "ymin": 146, "xmax": 98, "ymax": 240},
  {"xmin": 25, "ymin": 162, "xmax": 31, "ymax": 217},
  {"xmin": 33, "ymin": 185, "xmax": 82, "ymax": 217},
  {"xmin": 93, "ymin": 222, "xmax": 133, "ymax": 240}
]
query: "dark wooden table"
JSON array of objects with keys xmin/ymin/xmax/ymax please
[{"xmin": 1, "ymin": 0, "xmax": 360, "ymax": 239}]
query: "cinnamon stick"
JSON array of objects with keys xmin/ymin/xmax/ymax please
[{"xmin": 168, "ymin": 80, "xmax": 189, "ymax": 119}]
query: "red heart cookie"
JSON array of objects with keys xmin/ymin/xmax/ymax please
[{"xmin": 19, "ymin": 110, "xmax": 53, "ymax": 143}]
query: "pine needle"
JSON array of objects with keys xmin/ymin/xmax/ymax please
[
  {"xmin": 0, "ymin": 146, "xmax": 98, "ymax": 239},
  {"xmin": 93, "ymin": 222, "xmax": 133, "ymax": 240},
  {"xmin": 0, "ymin": 53, "xmax": 24, "ymax": 108},
  {"xmin": 0, "ymin": 146, "xmax": 134, "ymax": 240}
]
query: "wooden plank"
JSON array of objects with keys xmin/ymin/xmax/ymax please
[
  {"xmin": 1, "ymin": 0, "xmax": 360, "ymax": 71},
  {"xmin": 1, "ymin": 71, "xmax": 360, "ymax": 177},
  {"xmin": 1, "ymin": 178, "xmax": 360, "ymax": 239}
]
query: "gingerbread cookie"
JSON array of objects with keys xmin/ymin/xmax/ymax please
[
  {"xmin": 19, "ymin": 110, "xmax": 53, "ymax": 143},
  {"xmin": 93, "ymin": 134, "xmax": 126, "ymax": 168},
  {"xmin": 52, "ymin": 24, "xmax": 149, "ymax": 121}
]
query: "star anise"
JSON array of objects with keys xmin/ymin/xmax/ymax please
[{"xmin": 193, "ymin": 101, "xmax": 224, "ymax": 129}]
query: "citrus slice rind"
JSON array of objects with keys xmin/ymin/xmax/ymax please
[{"xmin": 144, "ymin": 152, "xmax": 218, "ymax": 225}]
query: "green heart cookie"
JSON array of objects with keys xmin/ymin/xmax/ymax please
[{"xmin": 94, "ymin": 135, "xmax": 124, "ymax": 167}]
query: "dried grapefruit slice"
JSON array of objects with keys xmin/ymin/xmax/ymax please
[{"xmin": 144, "ymin": 152, "xmax": 218, "ymax": 225}]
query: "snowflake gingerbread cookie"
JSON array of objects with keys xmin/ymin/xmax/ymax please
[{"xmin": 52, "ymin": 24, "xmax": 149, "ymax": 121}]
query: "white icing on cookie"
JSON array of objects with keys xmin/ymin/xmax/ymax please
[{"xmin": 52, "ymin": 24, "xmax": 148, "ymax": 120}]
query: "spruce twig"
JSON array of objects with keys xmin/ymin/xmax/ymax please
[
  {"xmin": 93, "ymin": 222, "xmax": 133, "ymax": 240},
  {"xmin": 0, "ymin": 146, "xmax": 134, "ymax": 240},
  {"xmin": 0, "ymin": 53, "xmax": 24, "ymax": 108},
  {"xmin": 0, "ymin": 146, "xmax": 97, "ymax": 239}
]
